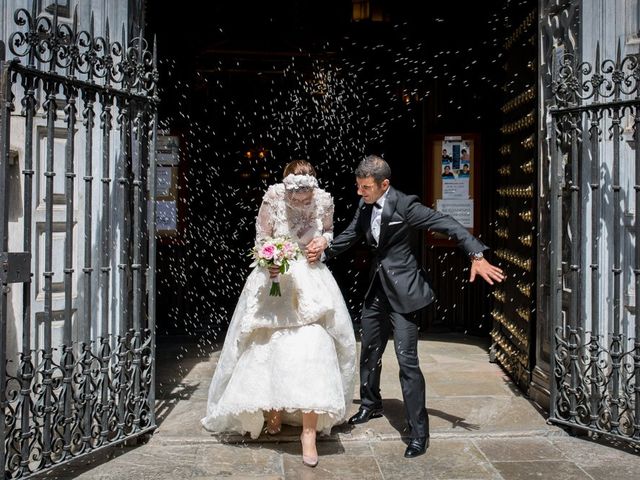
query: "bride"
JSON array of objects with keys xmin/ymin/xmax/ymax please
[{"xmin": 201, "ymin": 160, "xmax": 356, "ymax": 467}]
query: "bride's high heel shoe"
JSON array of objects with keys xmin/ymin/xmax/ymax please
[
  {"xmin": 264, "ymin": 411, "xmax": 282, "ymax": 435},
  {"xmin": 300, "ymin": 430, "xmax": 318, "ymax": 468}
]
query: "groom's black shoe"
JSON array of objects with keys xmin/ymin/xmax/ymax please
[
  {"xmin": 348, "ymin": 407, "xmax": 384, "ymax": 425},
  {"xmin": 404, "ymin": 436, "xmax": 429, "ymax": 458}
]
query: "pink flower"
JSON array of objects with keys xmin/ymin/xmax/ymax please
[
  {"xmin": 283, "ymin": 242, "xmax": 297, "ymax": 259},
  {"xmin": 259, "ymin": 243, "xmax": 276, "ymax": 260}
]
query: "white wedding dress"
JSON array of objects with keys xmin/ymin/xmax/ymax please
[{"xmin": 201, "ymin": 184, "xmax": 356, "ymax": 439}]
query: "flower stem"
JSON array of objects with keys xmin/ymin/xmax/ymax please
[{"xmin": 269, "ymin": 281, "xmax": 281, "ymax": 296}]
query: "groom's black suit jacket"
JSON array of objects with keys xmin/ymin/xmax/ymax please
[{"xmin": 326, "ymin": 186, "xmax": 488, "ymax": 314}]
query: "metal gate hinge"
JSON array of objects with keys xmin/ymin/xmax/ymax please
[{"xmin": 0, "ymin": 252, "xmax": 31, "ymax": 284}]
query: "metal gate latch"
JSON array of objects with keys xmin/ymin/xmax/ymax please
[{"xmin": 0, "ymin": 252, "xmax": 31, "ymax": 284}]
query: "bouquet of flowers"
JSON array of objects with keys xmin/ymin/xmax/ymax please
[{"xmin": 250, "ymin": 237, "xmax": 301, "ymax": 296}]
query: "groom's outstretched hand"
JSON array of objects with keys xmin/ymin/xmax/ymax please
[
  {"xmin": 305, "ymin": 237, "xmax": 328, "ymax": 263},
  {"xmin": 469, "ymin": 258, "xmax": 505, "ymax": 285}
]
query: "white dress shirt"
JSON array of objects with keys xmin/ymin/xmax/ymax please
[{"xmin": 370, "ymin": 188, "xmax": 389, "ymax": 244}]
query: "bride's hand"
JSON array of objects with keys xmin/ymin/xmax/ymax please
[
  {"xmin": 305, "ymin": 237, "xmax": 328, "ymax": 264},
  {"xmin": 268, "ymin": 265, "xmax": 280, "ymax": 278}
]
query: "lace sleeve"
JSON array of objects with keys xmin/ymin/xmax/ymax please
[
  {"xmin": 255, "ymin": 188, "xmax": 276, "ymax": 244},
  {"xmin": 319, "ymin": 190, "xmax": 334, "ymax": 244}
]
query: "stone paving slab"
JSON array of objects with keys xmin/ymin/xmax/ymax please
[
  {"xmin": 547, "ymin": 435, "xmax": 639, "ymax": 463},
  {"xmin": 192, "ymin": 444, "xmax": 284, "ymax": 478},
  {"xmin": 473, "ymin": 438, "xmax": 566, "ymax": 462},
  {"xmin": 372, "ymin": 439, "xmax": 500, "ymax": 480},
  {"xmin": 490, "ymin": 460, "xmax": 589, "ymax": 480}
]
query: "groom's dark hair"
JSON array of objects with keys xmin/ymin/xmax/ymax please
[{"xmin": 356, "ymin": 155, "xmax": 391, "ymax": 184}]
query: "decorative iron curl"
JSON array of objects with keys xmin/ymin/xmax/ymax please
[
  {"xmin": 9, "ymin": 7, "xmax": 54, "ymax": 65},
  {"xmin": 552, "ymin": 323, "xmax": 638, "ymax": 439},
  {"xmin": 601, "ymin": 54, "xmax": 640, "ymax": 99},
  {"xmin": 4, "ymin": 369, "xmax": 21, "ymax": 405},
  {"xmin": 20, "ymin": 73, "xmax": 40, "ymax": 117},
  {"xmin": 127, "ymin": 37, "xmax": 156, "ymax": 94},
  {"xmin": 586, "ymin": 108, "xmax": 604, "ymax": 141},
  {"xmin": 553, "ymin": 111, "xmax": 583, "ymax": 150},
  {"xmin": 554, "ymin": 325, "xmax": 570, "ymax": 365},
  {"xmin": 552, "ymin": 43, "xmax": 640, "ymax": 107},
  {"xmin": 552, "ymin": 54, "xmax": 582, "ymax": 105},
  {"xmin": 553, "ymin": 325, "xmax": 570, "ymax": 419},
  {"xmin": 4, "ymin": 329, "xmax": 155, "ymax": 477},
  {"xmin": 76, "ymin": 27, "xmax": 100, "ymax": 80},
  {"xmin": 584, "ymin": 336, "xmax": 608, "ymax": 386},
  {"xmin": 7, "ymin": 6, "xmax": 158, "ymax": 95}
]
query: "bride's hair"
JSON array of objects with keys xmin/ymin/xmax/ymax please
[{"xmin": 283, "ymin": 160, "xmax": 316, "ymax": 178}]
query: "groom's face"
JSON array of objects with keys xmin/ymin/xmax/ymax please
[{"xmin": 356, "ymin": 176, "xmax": 389, "ymax": 204}]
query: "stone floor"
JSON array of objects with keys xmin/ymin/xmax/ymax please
[{"xmin": 34, "ymin": 334, "xmax": 639, "ymax": 479}]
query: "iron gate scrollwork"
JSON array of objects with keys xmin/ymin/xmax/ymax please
[
  {"xmin": 0, "ymin": 4, "xmax": 159, "ymax": 478},
  {"xmin": 548, "ymin": 42, "xmax": 640, "ymax": 446}
]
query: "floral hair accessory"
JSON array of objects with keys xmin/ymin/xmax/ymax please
[{"xmin": 283, "ymin": 174, "xmax": 318, "ymax": 191}]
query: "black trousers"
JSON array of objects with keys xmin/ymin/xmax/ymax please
[{"xmin": 359, "ymin": 275, "xmax": 429, "ymax": 438}]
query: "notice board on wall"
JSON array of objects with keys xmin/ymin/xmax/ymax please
[{"xmin": 425, "ymin": 133, "xmax": 480, "ymax": 246}]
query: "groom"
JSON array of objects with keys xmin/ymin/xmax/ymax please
[{"xmin": 307, "ymin": 155, "xmax": 504, "ymax": 458}]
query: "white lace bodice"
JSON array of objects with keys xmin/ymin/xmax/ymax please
[{"xmin": 255, "ymin": 184, "xmax": 334, "ymax": 247}]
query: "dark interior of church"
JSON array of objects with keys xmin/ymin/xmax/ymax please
[{"xmin": 146, "ymin": 0, "xmax": 536, "ymax": 361}]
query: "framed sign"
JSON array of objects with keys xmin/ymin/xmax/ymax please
[
  {"xmin": 425, "ymin": 133, "xmax": 481, "ymax": 246},
  {"xmin": 156, "ymin": 200, "xmax": 178, "ymax": 231},
  {"xmin": 156, "ymin": 135, "xmax": 180, "ymax": 166},
  {"xmin": 154, "ymin": 133, "xmax": 182, "ymax": 239}
]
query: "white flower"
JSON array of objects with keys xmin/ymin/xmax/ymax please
[{"xmin": 283, "ymin": 174, "xmax": 318, "ymax": 190}]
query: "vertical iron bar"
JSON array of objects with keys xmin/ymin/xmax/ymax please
[
  {"xmin": 100, "ymin": 102, "xmax": 113, "ymax": 330},
  {"xmin": 131, "ymin": 27, "xmax": 148, "ymax": 432},
  {"xmin": 633, "ymin": 103, "xmax": 640, "ymax": 440},
  {"xmin": 82, "ymin": 21, "xmax": 97, "ymax": 451},
  {"xmin": 116, "ymin": 94, "xmax": 130, "ymax": 440},
  {"xmin": 98, "ymin": 88, "xmax": 113, "ymax": 446},
  {"xmin": 99, "ymin": 16, "xmax": 114, "ymax": 442},
  {"xmin": 62, "ymin": 73, "xmax": 78, "ymax": 459},
  {"xmin": 18, "ymin": 72, "xmax": 37, "ymax": 475},
  {"xmin": 131, "ymin": 102, "xmax": 145, "ymax": 432},
  {"xmin": 148, "ymin": 92, "xmax": 159, "ymax": 428},
  {"xmin": 63, "ymin": 40, "xmax": 78, "ymax": 348},
  {"xmin": 588, "ymin": 107, "xmax": 601, "ymax": 428},
  {"xmin": 118, "ymin": 25, "xmax": 131, "ymax": 339},
  {"xmin": 132, "ymin": 105, "xmax": 143, "ymax": 331},
  {"xmin": 568, "ymin": 115, "xmax": 580, "ymax": 423},
  {"xmin": 0, "ymin": 44, "xmax": 11, "ymax": 480},
  {"xmin": 42, "ymin": 77, "xmax": 58, "ymax": 469},
  {"xmin": 549, "ymin": 113, "xmax": 563, "ymax": 420},
  {"xmin": 98, "ymin": 18, "xmax": 115, "ymax": 446},
  {"xmin": 611, "ymin": 101, "xmax": 622, "ymax": 434},
  {"xmin": 80, "ymin": 87, "xmax": 96, "ymax": 453},
  {"xmin": 81, "ymin": 19, "xmax": 96, "ymax": 345},
  {"xmin": 17, "ymin": 72, "xmax": 36, "ymax": 477}
]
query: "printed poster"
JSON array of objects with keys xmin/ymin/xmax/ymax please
[
  {"xmin": 436, "ymin": 199, "xmax": 474, "ymax": 228},
  {"xmin": 441, "ymin": 139, "xmax": 473, "ymax": 199}
]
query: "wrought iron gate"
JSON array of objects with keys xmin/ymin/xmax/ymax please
[
  {"xmin": 548, "ymin": 43, "xmax": 640, "ymax": 446},
  {"xmin": 0, "ymin": 5, "xmax": 159, "ymax": 478}
]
